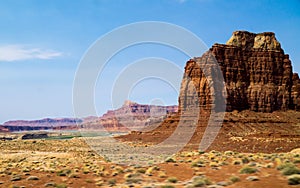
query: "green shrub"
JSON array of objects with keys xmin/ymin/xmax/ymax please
[
  {"xmin": 108, "ymin": 178, "xmax": 116, "ymax": 186},
  {"xmin": 232, "ymin": 160, "xmax": 242, "ymax": 165},
  {"xmin": 280, "ymin": 164, "xmax": 300, "ymax": 176},
  {"xmin": 229, "ymin": 175, "xmax": 240, "ymax": 183},
  {"xmin": 224, "ymin": 151, "xmax": 234, "ymax": 155},
  {"xmin": 242, "ymin": 157, "xmax": 250, "ymax": 164},
  {"xmin": 239, "ymin": 166, "xmax": 257, "ymax": 174},
  {"xmin": 192, "ymin": 176, "xmax": 212, "ymax": 187},
  {"xmin": 55, "ymin": 184, "xmax": 67, "ymax": 188},
  {"xmin": 265, "ymin": 162, "xmax": 274, "ymax": 168},
  {"xmin": 69, "ymin": 173, "xmax": 79, "ymax": 178},
  {"xmin": 293, "ymin": 158, "xmax": 300, "ymax": 164},
  {"xmin": 126, "ymin": 178, "xmax": 141, "ymax": 184},
  {"xmin": 191, "ymin": 160, "xmax": 205, "ymax": 167},
  {"xmin": 288, "ymin": 174, "xmax": 300, "ymax": 185},
  {"xmin": 277, "ymin": 163, "xmax": 290, "ymax": 170},
  {"xmin": 56, "ymin": 169, "xmax": 71, "ymax": 176},
  {"xmin": 160, "ymin": 185, "xmax": 175, "ymax": 188},
  {"xmin": 167, "ymin": 177, "xmax": 178, "ymax": 183},
  {"xmin": 85, "ymin": 179, "xmax": 93, "ymax": 183},
  {"xmin": 294, "ymin": 154, "xmax": 300, "ymax": 158},
  {"xmin": 136, "ymin": 168, "xmax": 146, "ymax": 174},
  {"xmin": 165, "ymin": 158, "xmax": 176, "ymax": 163}
]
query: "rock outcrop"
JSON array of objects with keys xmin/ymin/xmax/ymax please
[
  {"xmin": 226, "ymin": 31, "xmax": 281, "ymax": 51},
  {"xmin": 292, "ymin": 73, "xmax": 300, "ymax": 110},
  {"xmin": 180, "ymin": 31, "xmax": 300, "ymax": 113}
]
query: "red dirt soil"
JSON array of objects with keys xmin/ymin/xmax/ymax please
[{"xmin": 117, "ymin": 110, "xmax": 300, "ymax": 153}]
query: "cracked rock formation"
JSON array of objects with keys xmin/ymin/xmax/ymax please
[{"xmin": 180, "ymin": 31, "xmax": 300, "ymax": 113}]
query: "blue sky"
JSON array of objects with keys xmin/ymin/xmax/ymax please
[{"xmin": 0, "ymin": 0, "xmax": 300, "ymax": 123}]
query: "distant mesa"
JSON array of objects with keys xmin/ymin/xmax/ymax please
[
  {"xmin": 81, "ymin": 101, "xmax": 178, "ymax": 131},
  {"xmin": 0, "ymin": 101, "xmax": 178, "ymax": 132},
  {"xmin": 2, "ymin": 118, "xmax": 83, "ymax": 132}
]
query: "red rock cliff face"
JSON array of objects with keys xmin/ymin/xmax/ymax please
[{"xmin": 179, "ymin": 31, "xmax": 300, "ymax": 113}]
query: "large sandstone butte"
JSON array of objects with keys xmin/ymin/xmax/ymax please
[
  {"xmin": 119, "ymin": 31, "xmax": 300, "ymax": 153},
  {"xmin": 180, "ymin": 31, "xmax": 300, "ymax": 113}
]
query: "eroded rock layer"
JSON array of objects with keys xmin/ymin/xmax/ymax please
[{"xmin": 180, "ymin": 31, "xmax": 300, "ymax": 112}]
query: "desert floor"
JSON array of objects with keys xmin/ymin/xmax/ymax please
[{"xmin": 0, "ymin": 138, "xmax": 300, "ymax": 188}]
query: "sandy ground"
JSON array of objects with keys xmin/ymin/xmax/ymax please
[{"xmin": 0, "ymin": 138, "xmax": 300, "ymax": 188}]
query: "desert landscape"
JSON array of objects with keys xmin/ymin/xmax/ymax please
[
  {"xmin": 1, "ymin": 138, "xmax": 300, "ymax": 188},
  {"xmin": 0, "ymin": 30, "xmax": 300, "ymax": 188}
]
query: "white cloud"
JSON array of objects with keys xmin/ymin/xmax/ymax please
[{"xmin": 0, "ymin": 45, "xmax": 63, "ymax": 62}]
